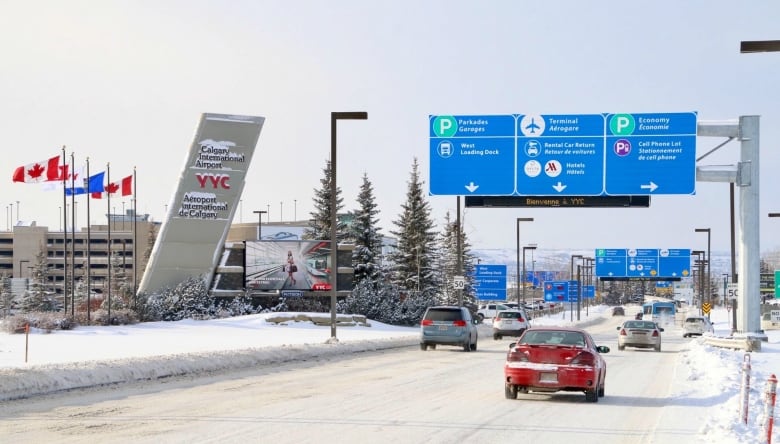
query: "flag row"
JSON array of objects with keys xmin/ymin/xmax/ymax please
[{"xmin": 12, "ymin": 154, "xmax": 133, "ymax": 198}]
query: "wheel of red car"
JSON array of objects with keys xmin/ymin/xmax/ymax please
[
  {"xmin": 505, "ymin": 384, "xmax": 518, "ymax": 399},
  {"xmin": 585, "ymin": 386, "xmax": 599, "ymax": 403},
  {"xmin": 598, "ymin": 373, "xmax": 605, "ymax": 397}
]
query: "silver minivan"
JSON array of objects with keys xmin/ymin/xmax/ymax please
[{"xmin": 420, "ymin": 306, "xmax": 479, "ymax": 352}]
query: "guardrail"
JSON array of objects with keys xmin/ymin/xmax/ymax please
[{"xmin": 702, "ymin": 336, "xmax": 762, "ymax": 352}]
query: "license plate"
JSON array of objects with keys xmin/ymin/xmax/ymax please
[
  {"xmin": 439, "ymin": 325, "xmax": 448, "ymax": 331},
  {"xmin": 540, "ymin": 372, "xmax": 558, "ymax": 383}
]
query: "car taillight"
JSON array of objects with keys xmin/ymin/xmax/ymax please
[
  {"xmin": 619, "ymin": 329, "xmax": 627, "ymax": 336},
  {"xmin": 518, "ymin": 317, "xmax": 525, "ymax": 322},
  {"xmin": 570, "ymin": 352, "xmax": 596, "ymax": 366},
  {"xmin": 652, "ymin": 330, "xmax": 660, "ymax": 337},
  {"xmin": 507, "ymin": 350, "xmax": 529, "ymax": 362},
  {"xmin": 421, "ymin": 319, "xmax": 433, "ymax": 326},
  {"xmin": 452, "ymin": 320, "xmax": 467, "ymax": 327}
]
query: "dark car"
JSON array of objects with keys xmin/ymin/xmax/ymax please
[
  {"xmin": 611, "ymin": 306, "xmax": 625, "ymax": 316},
  {"xmin": 420, "ymin": 306, "xmax": 479, "ymax": 352},
  {"xmin": 504, "ymin": 327, "xmax": 610, "ymax": 403}
]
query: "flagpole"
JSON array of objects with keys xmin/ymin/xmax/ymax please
[
  {"xmin": 61, "ymin": 146, "xmax": 68, "ymax": 314},
  {"xmin": 132, "ymin": 167, "xmax": 137, "ymax": 308},
  {"xmin": 106, "ymin": 163, "xmax": 111, "ymax": 322},
  {"xmin": 86, "ymin": 158, "xmax": 91, "ymax": 323},
  {"xmin": 70, "ymin": 152, "xmax": 76, "ymax": 317}
]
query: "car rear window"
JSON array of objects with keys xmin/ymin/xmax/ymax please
[
  {"xmin": 685, "ymin": 318, "xmax": 705, "ymax": 324},
  {"xmin": 625, "ymin": 321, "xmax": 657, "ymax": 329},
  {"xmin": 425, "ymin": 308, "xmax": 463, "ymax": 322},
  {"xmin": 498, "ymin": 311, "xmax": 522, "ymax": 319}
]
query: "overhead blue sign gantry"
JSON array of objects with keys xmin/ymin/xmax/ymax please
[
  {"xmin": 429, "ymin": 112, "xmax": 697, "ymax": 197},
  {"xmin": 594, "ymin": 248, "xmax": 692, "ymax": 279}
]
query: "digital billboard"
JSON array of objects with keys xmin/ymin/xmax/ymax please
[{"xmin": 245, "ymin": 240, "xmax": 335, "ymax": 292}]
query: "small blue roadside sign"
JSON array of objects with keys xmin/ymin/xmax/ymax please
[
  {"xmin": 583, "ymin": 285, "xmax": 595, "ymax": 298},
  {"xmin": 568, "ymin": 280, "xmax": 579, "ymax": 302},
  {"xmin": 473, "ymin": 264, "xmax": 507, "ymax": 300},
  {"xmin": 604, "ymin": 112, "xmax": 697, "ymax": 195},
  {"xmin": 544, "ymin": 281, "xmax": 569, "ymax": 302}
]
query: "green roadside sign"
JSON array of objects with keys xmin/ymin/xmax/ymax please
[{"xmin": 775, "ymin": 270, "xmax": 780, "ymax": 298}]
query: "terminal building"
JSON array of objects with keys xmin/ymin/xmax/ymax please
[{"xmin": 0, "ymin": 210, "xmax": 157, "ymax": 300}]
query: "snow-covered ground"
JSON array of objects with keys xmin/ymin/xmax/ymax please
[{"xmin": 1, "ymin": 306, "xmax": 779, "ymax": 443}]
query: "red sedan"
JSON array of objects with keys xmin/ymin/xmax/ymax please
[{"xmin": 504, "ymin": 327, "xmax": 610, "ymax": 403}]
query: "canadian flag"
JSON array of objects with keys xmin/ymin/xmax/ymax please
[
  {"xmin": 91, "ymin": 175, "xmax": 132, "ymax": 199},
  {"xmin": 12, "ymin": 155, "xmax": 65, "ymax": 183}
]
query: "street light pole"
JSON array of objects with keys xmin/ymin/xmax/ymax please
[
  {"xmin": 695, "ymin": 228, "xmax": 711, "ymax": 315},
  {"xmin": 516, "ymin": 218, "xmax": 534, "ymax": 306},
  {"xmin": 522, "ymin": 245, "xmax": 537, "ymax": 306},
  {"xmin": 692, "ymin": 250, "xmax": 705, "ymax": 314},
  {"xmin": 253, "ymin": 210, "xmax": 267, "ymax": 240},
  {"xmin": 329, "ymin": 111, "xmax": 367, "ymax": 343},
  {"xmin": 570, "ymin": 254, "xmax": 583, "ymax": 322}
]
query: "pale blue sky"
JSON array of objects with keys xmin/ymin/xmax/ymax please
[{"xmin": 2, "ymin": 0, "xmax": 779, "ymax": 253}]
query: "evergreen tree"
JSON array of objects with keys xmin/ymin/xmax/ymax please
[
  {"xmin": 436, "ymin": 211, "xmax": 478, "ymax": 307},
  {"xmin": 20, "ymin": 247, "xmax": 55, "ymax": 312},
  {"xmin": 388, "ymin": 158, "xmax": 438, "ymax": 293},
  {"xmin": 168, "ymin": 276, "xmax": 214, "ymax": 320},
  {"xmin": 351, "ymin": 173, "xmax": 384, "ymax": 283},
  {"xmin": 0, "ymin": 274, "xmax": 13, "ymax": 318},
  {"xmin": 303, "ymin": 159, "xmax": 347, "ymax": 241},
  {"xmin": 107, "ymin": 250, "xmax": 133, "ymax": 310}
]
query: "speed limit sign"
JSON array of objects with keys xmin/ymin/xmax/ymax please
[
  {"xmin": 453, "ymin": 276, "xmax": 465, "ymax": 289},
  {"xmin": 727, "ymin": 283, "xmax": 738, "ymax": 298}
]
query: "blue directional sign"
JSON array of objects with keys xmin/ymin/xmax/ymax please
[
  {"xmin": 594, "ymin": 249, "xmax": 628, "ymax": 277},
  {"xmin": 595, "ymin": 248, "xmax": 692, "ymax": 278},
  {"xmin": 517, "ymin": 114, "xmax": 605, "ymax": 196},
  {"xmin": 544, "ymin": 280, "xmax": 569, "ymax": 302},
  {"xmin": 568, "ymin": 280, "xmax": 579, "ymax": 302},
  {"xmin": 583, "ymin": 285, "xmax": 595, "ymax": 299},
  {"xmin": 604, "ymin": 112, "xmax": 697, "ymax": 195},
  {"xmin": 659, "ymin": 249, "xmax": 692, "ymax": 278},
  {"xmin": 430, "ymin": 115, "xmax": 516, "ymax": 195},
  {"xmin": 473, "ymin": 264, "xmax": 507, "ymax": 300},
  {"xmin": 429, "ymin": 112, "xmax": 697, "ymax": 197}
]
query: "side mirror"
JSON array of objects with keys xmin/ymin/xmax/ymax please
[
  {"xmin": 597, "ymin": 345, "xmax": 610, "ymax": 354},
  {"xmin": 659, "ymin": 327, "xmax": 665, "ymax": 332},
  {"xmin": 508, "ymin": 342, "xmax": 516, "ymax": 349},
  {"xmin": 616, "ymin": 326, "xmax": 621, "ymax": 330}
]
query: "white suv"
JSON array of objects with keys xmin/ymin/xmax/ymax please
[
  {"xmin": 492, "ymin": 309, "xmax": 531, "ymax": 340},
  {"xmin": 682, "ymin": 315, "xmax": 714, "ymax": 337},
  {"xmin": 476, "ymin": 303, "xmax": 510, "ymax": 321}
]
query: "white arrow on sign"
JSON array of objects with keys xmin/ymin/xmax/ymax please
[
  {"xmin": 640, "ymin": 181, "xmax": 658, "ymax": 192},
  {"xmin": 552, "ymin": 181, "xmax": 567, "ymax": 192},
  {"xmin": 464, "ymin": 182, "xmax": 479, "ymax": 193}
]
